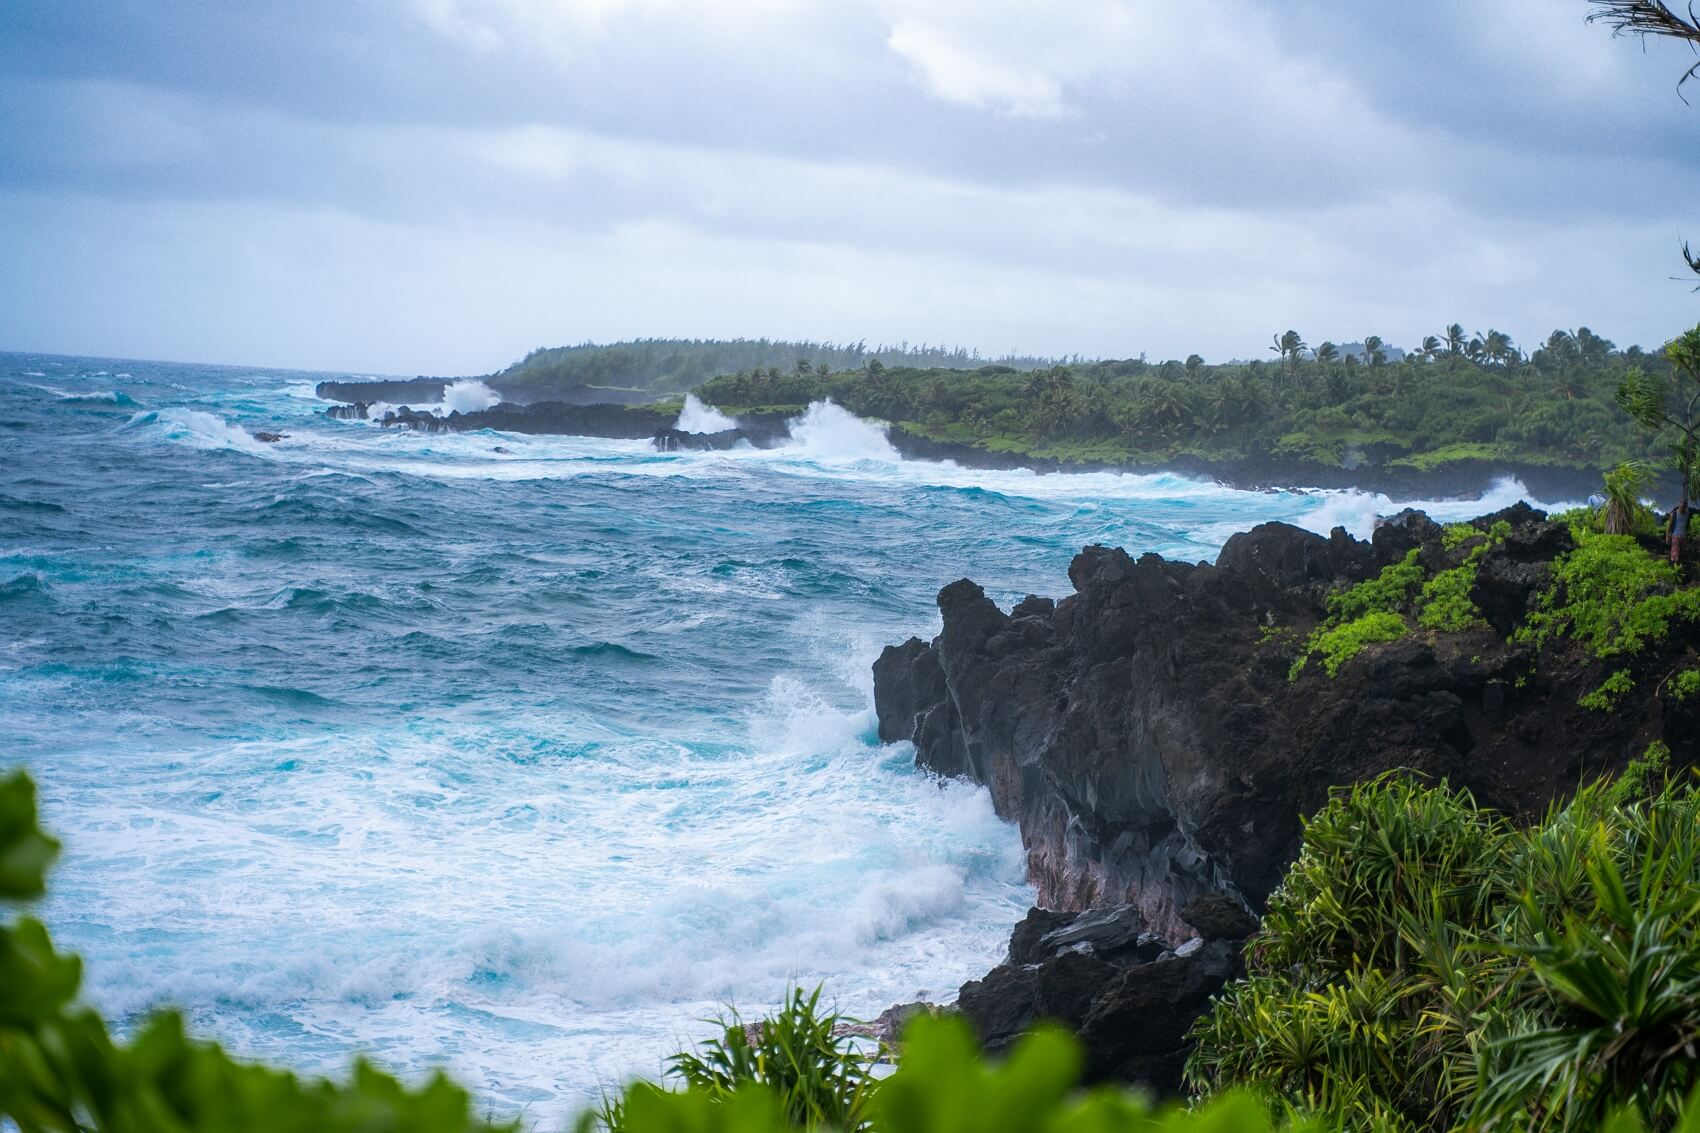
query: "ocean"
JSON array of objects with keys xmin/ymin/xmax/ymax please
[{"xmin": 0, "ymin": 352, "xmax": 1551, "ymax": 1122}]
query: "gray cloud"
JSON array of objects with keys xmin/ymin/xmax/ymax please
[{"xmin": 0, "ymin": 0, "xmax": 1695, "ymax": 374}]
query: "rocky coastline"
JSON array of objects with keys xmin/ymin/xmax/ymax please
[
  {"xmin": 316, "ymin": 387, "xmax": 1615, "ymax": 502},
  {"xmin": 872, "ymin": 504, "xmax": 1696, "ymax": 1095}
]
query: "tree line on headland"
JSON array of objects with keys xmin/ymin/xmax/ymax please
[{"xmin": 692, "ymin": 324, "xmax": 1698, "ymax": 489}]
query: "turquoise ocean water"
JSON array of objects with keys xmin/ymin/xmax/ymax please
[{"xmin": 0, "ymin": 353, "xmax": 1555, "ymax": 1121}]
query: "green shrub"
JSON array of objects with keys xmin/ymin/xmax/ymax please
[
  {"xmin": 1579, "ymin": 669, "xmax": 1636, "ymax": 712},
  {"xmin": 639, "ymin": 987, "xmax": 879, "ymax": 1132},
  {"xmin": 1670, "ymin": 670, "xmax": 1700, "ymax": 703},
  {"xmin": 1291, "ymin": 552, "xmax": 1426, "ymax": 679},
  {"xmin": 1518, "ymin": 528, "xmax": 1700, "ymax": 658},
  {"xmin": 1190, "ymin": 772, "xmax": 1700, "ymax": 1132}
]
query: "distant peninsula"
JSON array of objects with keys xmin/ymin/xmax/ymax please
[{"xmin": 315, "ymin": 329, "xmax": 1689, "ymax": 500}]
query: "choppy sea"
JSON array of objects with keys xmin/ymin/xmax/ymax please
[{"xmin": 0, "ymin": 352, "xmax": 1558, "ymax": 1122}]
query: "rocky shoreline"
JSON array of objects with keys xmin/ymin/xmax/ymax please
[
  {"xmin": 316, "ymin": 388, "xmax": 1615, "ymax": 502},
  {"xmin": 871, "ymin": 504, "xmax": 1696, "ymax": 1095}
]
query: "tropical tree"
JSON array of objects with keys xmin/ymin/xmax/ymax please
[
  {"xmin": 1361, "ymin": 335, "xmax": 1387, "ymax": 367},
  {"xmin": 1444, "ymin": 323, "xmax": 1467, "ymax": 358},
  {"xmin": 1616, "ymin": 325, "xmax": 1700, "ymax": 502},
  {"xmin": 1270, "ymin": 330, "xmax": 1307, "ymax": 376},
  {"xmin": 1184, "ymin": 353, "xmax": 1204, "ymax": 380},
  {"xmin": 1600, "ymin": 461, "xmax": 1655, "ymax": 534},
  {"xmin": 1420, "ymin": 335, "xmax": 1442, "ymax": 361},
  {"xmin": 1314, "ymin": 342, "xmax": 1339, "ymax": 366}
]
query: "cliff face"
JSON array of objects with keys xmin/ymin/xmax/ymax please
[{"xmin": 875, "ymin": 506, "xmax": 1694, "ymax": 943}]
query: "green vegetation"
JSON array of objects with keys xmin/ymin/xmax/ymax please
[
  {"xmin": 609, "ymin": 988, "xmax": 880, "ymax": 1132},
  {"xmin": 1600, "ymin": 462, "xmax": 1659, "ymax": 536},
  {"xmin": 1187, "ymin": 766, "xmax": 1700, "ymax": 1132},
  {"xmin": 491, "ymin": 339, "xmax": 1060, "ymax": 396},
  {"xmin": 690, "ymin": 325, "xmax": 1699, "ymax": 477},
  {"xmin": 1671, "ymin": 670, "xmax": 1700, "ymax": 701},
  {"xmin": 1615, "ymin": 323, "xmax": 1700, "ymax": 503},
  {"xmin": 1579, "ymin": 668, "xmax": 1635, "ymax": 712},
  {"xmin": 1288, "ymin": 535, "xmax": 1513, "ymax": 680},
  {"xmin": 1517, "ymin": 526, "xmax": 1700, "ymax": 659}
]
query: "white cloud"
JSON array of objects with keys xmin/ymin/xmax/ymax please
[{"xmin": 885, "ymin": 19, "xmax": 1067, "ymax": 117}]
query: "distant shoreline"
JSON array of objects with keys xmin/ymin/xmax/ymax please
[{"xmin": 315, "ymin": 383, "xmax": 1624, "ymax": 504}]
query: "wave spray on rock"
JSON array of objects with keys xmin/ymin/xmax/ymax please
[
  {"xmin": 676, "ymin": 394, "xmax": 738, "ymax": 434},
  {"xmin": 441, "ymin": 380, "xmax": 502, "ymax": 415},
  {"xmin": 786, "ymin": 401, "xmax": 900, "ymax": 462}
]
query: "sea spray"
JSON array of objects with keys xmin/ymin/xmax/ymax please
[
  {"xmin": 440, "ymin": 379, "xmax": 502, "ymax": 414},
  {"xmin": 676, "ymin": 394, "xmax": 738, "ymax": 434},
  {"xmin": 786, "ymin": 400, "xmax": 901, "ymax": 461}
]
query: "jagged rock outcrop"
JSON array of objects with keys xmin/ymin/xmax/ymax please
[
  {"xmin": 372, "ymin": 401, "xmax": 675, "ymax": 437},
  {"xmin": 955, "ymin": 896, "xmax": 1253, "ymax": 1093},
  {"xmin": 878, "ymin": 505, "xmax": 1697, "ymax": 1095},
  {"xmin": 651, "ymin": 423, "xmax": 789, "ymax": 451}
]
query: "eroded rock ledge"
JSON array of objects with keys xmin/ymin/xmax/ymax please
[{"xmin": 875, "ymin": 504, "xmax": 1694, "ymax": 1092}]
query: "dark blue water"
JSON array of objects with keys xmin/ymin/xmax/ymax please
[{"xmin": 0, "ymin": 351, "xmax": 1538, "ymax": 1118}]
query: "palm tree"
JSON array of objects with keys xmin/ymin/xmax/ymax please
[
  {"xmin": 1184, "ymin": 354, "xmax": 1205, "ymax": 380},
  {"xmin": 1483, "ymin": 329, "xmax": 1515, "ymax": 367},
  {"xmin": 1444, "ymin": 324, "xmax": 1467, "ymax": 357},
  {"xmin": 1420, "ymin": 335, "xmax": 1442, "ymax": 361},
  {"xmin": 1315, "ymin": 342, "xmax": 1339, "ymax": 366},
  {"xmin": 1270, "ymin": 330, "xmax": 1307, "ymax": 375},
  {"xmin": 1362, "ymin": 335, "xmax": 1387, "ymax": 367}
]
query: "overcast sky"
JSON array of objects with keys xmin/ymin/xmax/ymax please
[{"xmin": 1, "ymin": 1, "xmax": 1697, "ymax": 375}]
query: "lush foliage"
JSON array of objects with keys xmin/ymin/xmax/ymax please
[
  {"xmin": 493, "ymin": 339, "xmax": 1060, "ymax": 396},
  {"xmin": 1187, "ymin": 766, "xmax": 1700, "ymax": 1131},
  {"xmin": 692, "ymin": 325, "xmax": 1698, "ymax": 476},
  {"xmin": 1614, "ymin": 329, "xmax": 1700, "ymax": 502},
  {"xmin": 1288, "ymin": 524, "xmax": 1512, "ymax": 679},
  {"xmin": 602, "ymin": 988, "xmax": 879, "ymax": 1132},
  {"xmin": 1514, "ymin": 525, "xmax": 1700, "ymax": 712}
]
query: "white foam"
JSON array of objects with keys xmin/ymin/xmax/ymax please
[
  {"xmin": 675, "ymin": 394, "xmax": 737, "ymax": 434},
  {"xmin": 1295, "ymin": 477, "xmax": 1578, "ymax": 540},
  {"xmin": 120, "ymin": 408, "xmax": 268, "ymax": 453},
  {"xmin": 784, "ymin": 401, "xmax": 901, "ymax": 462},
  {"xmin": 441, "ymin": 380, "xmax": 502, "ymax": 415}
]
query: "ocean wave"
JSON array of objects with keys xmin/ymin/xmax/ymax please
[
  {"xmin": 1295, "ymin": 476, "xmax": 1576, "ymax": 541},
  {"xmin": 60, "ymin": 390, "xmax": 140, "ymax": 407},
  {"xmin": 0, "ymin": 573, "xmax": 51, "ymax": 602},
  {"xmin": 0, "ymin": 494, "xmax": 67, "ymax": 514},
  {"xmin": 675, "ymin": 394, "xmax": 737, "ymax": 434},
  {"xmin": 118, "ymin": 408, "xmax": 269, "ymax": 453}
]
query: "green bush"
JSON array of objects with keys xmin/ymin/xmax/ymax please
[
  {"xmin": 1189, "ymin": 769, "xmax": 1700, "ymax": 1132},
  {"xmin": 1579, "ymin": 669, "xmax": 1636, "ymax": 712},
  {"xmin": 1519, "ymin": 528, "xmax": 1700, "ymax": 659}
]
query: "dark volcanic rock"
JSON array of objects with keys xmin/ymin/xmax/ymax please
[
  {"xmin": 873, "ymin": 508, "xmax": 1685, "ymax": 937},
  {"xmin": 1077, "ymin": 942, "xmax": 1241, "ymax": 1089},
  {"xmin": 954, "ymin": 904, "xmax": 1240, "ymax": 1088},
  {"xmin": 1007, "ymin": 906, "xmax": 1073, "ymax": 965},
  {"xmin": 651, "ymin": 423, "xmax": 788, "ymax": 451},
  {"xmin": 879, "ymin": 505, "xmax": 1699, "ymax": 1097},
  {"xmin": 378, "ymin": 401, "xmax": 674, "ymax": 438},
  {"xmin": 1180, "ymin": 893, "xmax": 1259, "ymax": 942}
]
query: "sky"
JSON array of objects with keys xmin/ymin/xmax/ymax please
[{"xmin": 0, "ymin": 1, "xmax": 1697, "ymax": 376}]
